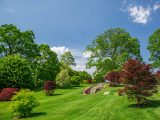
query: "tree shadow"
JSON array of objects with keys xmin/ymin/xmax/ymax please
[
  {"xmin": 29, "ymin": 112, "xmax": 46, "ymax": 118},
  {"xmin": 52, "ymin": 93, "xmax": 62, "ymax": 96},
  {"xmin": 128, "ymin": 100, "xmax": 160, "ymax": 108}
]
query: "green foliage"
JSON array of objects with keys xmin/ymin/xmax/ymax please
[
  {"xmin": 0, "ymin": 55, "xmax": 33, "ymax": 88},
  {"xmin": 147, "ymin": 28, "xmax": 160, "ymax": 68},
  {"xmin": 93, "ymin": 72, "xmax": 104, "ymax": 83},
  {"xmin": 36, "ymin": 44, "xmax": 60, "ymax": 82},
  {"xmin": 56, "ymin": 69, "xmax": 71, "ymax": 88},
  {"xmin": 60, "ymin": 51, "xmax": 75, "ymax": 66},
  {"xmin": 70, "ymin": 76, "xmax": 81, "ymax": 86},
  {"xmin": 10, "ymin": 89, "xmax": 40, "ymax": 117},
  {"xmin": 86, "ymin": 28, "xmax": 142, "ymax": 80},
  {"xmin": 78, "ymin": 71, "xmax": 92, "ymax": 82},
  {"xmin": 0, "ymin": 24, "xmax": 39, "ymax": 59}
]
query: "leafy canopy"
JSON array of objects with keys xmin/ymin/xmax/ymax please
[
  {"xmin": 121, "ymin": 59, "xmax": 158, "ymax": 106},
  {"xmin": 0, "ymin": 24, "xmax": 39, "ymax": 59},
  {"xmin": 60, "ymin": 51, "xmax": 76, "ymax": 66},
  {"xmin": 86, "ymin": 28, "xmax": 142, "ymax": 76},
  {"xmin": 147, "ymin": 28, "xmax": 160, "ymax": 68}
]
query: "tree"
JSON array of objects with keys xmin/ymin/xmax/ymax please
[
  {"xmin": 121, "ymin": 59, "xmax": 158, "ymax": 106},
  {"xmin": 0, "ymin": 24, "xmax": 39, "ymax": 59},
  {"xmin": 105, "ymin": 71, "xmax": 121, "ymax": 86},
  {"xmin": 36, "ymin": 44, "xmax": 60, "ymax": 83},
  {"xmin": 56, "ymin": 69, "xmax": 71, "ymax": 88},
  {"xmin": 60, "ymin": 51, "xmax": 76, "ymax": 66},
  {"xmin": 78, "ymin": 71, "xmax": 92, "ymax": 81},
  {"xmin": 0, "ymin": 55, "xmax": 33, "ymax": 88},
  {"xmin": 86, "ymin": 28, "xmax": 142, "ymax": 79},
  {"xmin": 70, "ymin": 76, "xmax": 81, "ymax": 86},
  {"xmin": 147, "ymin": 28, "xmax": 160, "ymax": 68}
]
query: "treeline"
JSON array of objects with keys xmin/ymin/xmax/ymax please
[{"xmin": 0, "ymin": 24, "xmax": 91, "ymax": 89}]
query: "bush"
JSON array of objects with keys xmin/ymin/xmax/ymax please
[
  {"xmin": 70, "ymin": 76, "xmax": 81, "ymax": 86},
  {"xmin": 121, "ymin": 59, "xmax": 158, "ymax": 106},
  {"xmin": 78, "ymin": 71, "xmax": 92, "ymax": 82},
  {"xmin": 0, "ymin": 88, "xmax": 18, "ymax": 101},
  {"xmin": 93, "ymin": 73, "xmax": 104, "ymax": 83},
  {"xmin": 105, "ymin": 71, "xmax": 121, "ymax": 87},
  {"xmin": 0, "ymin": 55, "xmax": 33, "ymax": 88},
  {"xmin": 43, "ymin": 81, "xmax": 56, "ymax": 96},
  {"xmin": 10, "ymin": 89, "xmax": 40, "ymax": 118},
  {"xmin": 56, "ymin": 69, "xmax": 71, "ymax": 88},
  {"xmin": 117, "ymin": 89, "xmax": 125, "ymax": 96},
  {"xmin": 83, "ymin": 80, "xmax": 92, "ymax": 84}
]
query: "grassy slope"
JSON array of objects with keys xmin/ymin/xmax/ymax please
[{"xmin": 0, "ymin": 84, "xmax": 160, "ymax": 120}]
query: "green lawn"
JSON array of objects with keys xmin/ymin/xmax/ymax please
[{"xmin": 0, "ymin": 84, "xmax": 160, "ymax": 120}]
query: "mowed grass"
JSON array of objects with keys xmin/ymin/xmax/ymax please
[{"xmin": 0, "ymin": 84, "xmax": 160, "ymax": 120}]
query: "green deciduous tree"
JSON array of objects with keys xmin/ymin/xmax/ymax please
[
  {"xmin": 56, "ymin": 69, "xmax": 71, "ymax": 88},
  {"xmin": 0, "ymin": 24, "xmax": 39, "ymax": 59},
  {"xmin": 60, "ymin": 51, "xmax": 76, "ymax": 66},
  {"xmin": 147, "ymin": 28, "xmax": 160, "ymax": 68},
  {"xmin": 36, "ymin": 44, "xmax": 60, "ymax": 82},
  {"xmin": 0, "ymin": 55, "xmax": 33, "ymax": 88},
  {"xmin": 86, "ymin": 28, "xmax": 142, "ymax": 78}
]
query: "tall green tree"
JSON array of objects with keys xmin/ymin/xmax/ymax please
[
  {"xmin": 36, "ymin": 44, "xmax": 60, "ymax": 83},
  {"xmin": 60, "ymin": 51, "xmax": 76, "ymax": 66},
  {"xmin": 0, "ymin": 24, "xmax": 39, "ymax": 59},
  {"xmin": 86, "ymin": 28, "xmax": 142, "ymax": 78},
  {"xmin": 147, "ymin": 28, "xmax": 160, "ymax": 68}
]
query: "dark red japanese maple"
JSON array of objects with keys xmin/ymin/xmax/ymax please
[
  {"xmin": 120, "ymin": 59, "xmax": 158, "ymax": 106},
  {"xmin": 43, "ymin": 81, "xmax": 56, "ymax": 96}
]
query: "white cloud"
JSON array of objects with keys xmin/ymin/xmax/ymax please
[
  {"xmin": 122, "ymin": 1, "xmax": 160, "ymax": 25},
  {"xmin": 153, "ymin": 3, "xmax": 160, "ymax": 11},
  {"xmin": 50, "ymin": 46, "xmax": 69, "ymax": 56},
  {"xmin": 83, "ymin": 51, "xmax": 92, "ymax": 58},
  {"xmin": 127, "ymin": 5, "xmax": 151, "ymax": 24},
  {"xmin": 50, "ymin": 46, "xmax": 95, "ymax": 74}
]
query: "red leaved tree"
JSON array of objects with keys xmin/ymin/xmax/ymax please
[
  {"xmin": 43, "ymin": 81, "xmax": 56, "ymax": 96},
  {"xmin": 105, "ymin": 71, "xmax": 122, "ymax": 87},
  {"xmin": 156, "ymin": 70, "xmax": 160, "ymax": 84},
  {"xmin": 120, "ymin": 59, "xmax": 158, "ymax": 106}
]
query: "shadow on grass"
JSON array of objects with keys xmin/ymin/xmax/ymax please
[
  {"xmin": 128, "ymin": 100, "xmax": 160, "ymax": 108},
  {"xmin": 52, "ymin": 93, "xmax": 62, "ymax": 96},
  {"xmin": 31, "ymin": 112, "xmax": 46, "ymax": 117}
]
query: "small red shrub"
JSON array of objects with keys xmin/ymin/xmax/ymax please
[
  {"xmin": 43, "ymin": 80, "xmax": 56, "ymax": 96},
  {"xmin": 105, "ymin": 71, "xmax": 122, "ymax": 87},
  {"xmin": 0, "ymin": 88, "xmax": 18, "ymax": 101}
]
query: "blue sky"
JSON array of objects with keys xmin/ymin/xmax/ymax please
[{"xmin": 0, "ymin": 0, "xmax": 160, "ymax": 73}]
